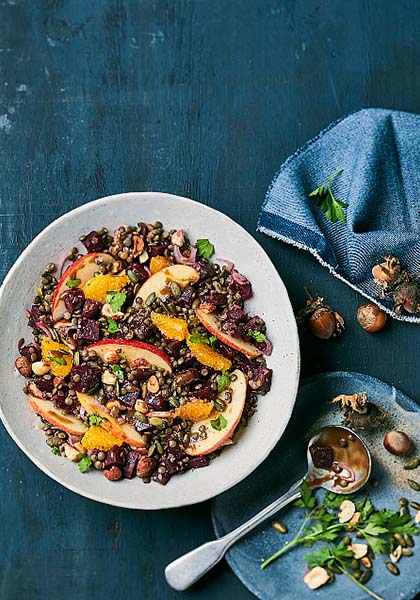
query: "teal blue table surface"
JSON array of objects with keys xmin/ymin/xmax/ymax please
[{"xmin": 1, "ymin": 2, "xmax": 420, "ymax": 599}]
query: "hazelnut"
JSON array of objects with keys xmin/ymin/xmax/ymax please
[
  {"xmin": 357, "ymin": 303, "xmax": 388, "ymax": 332},
  {"xmin": 308, "ymin": 307, "xmax": 343, "ymax": 340},
  {"xmin": 15, "ymin": 356, "xmax": 32, "ymax": 377},
  {"xmin": 136, "ymin": 456, "xmax": 157, "ymax": 478},
  {"xmin": 103, "ymin": 466, "xmax": 122, "ymax": 481},
  {"xmin": 303, "ymin": 567, "xmax": 330, "ymax": 590},
  {"xmin": 383, "ymin": 431, "xmax": 412, "ymax": 456}
]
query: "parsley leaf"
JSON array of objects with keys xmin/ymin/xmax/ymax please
[
  {"xmin": 210, "ymin": 414, "xmax": 227, "ymax": 431},
  {"xmin": 112, "ymin": 364, "xmax": 124, "ymax": 380},
  {"xmin": 107, "ymin": 317, "xmax": 119, "ymax": 333},
  {"xmin": 196, "ymin": 238, "xmax": 215, "ymax": 259},
  {"xmin": 217, "ymin": 372, "xmax": 231, "ymax": 393},
  {"xmin": 51, "ymin": 446, "xmax": 61, "ymax": 456},
  {"xmin": 48, "ymin": 356, "xmax": 67, "ymax": 366},
  {"xmin": 88, "ymin": 414, "xmax": 107, "ymax": 427},
  {"xmin": 77, "ymin": 453, "xmax": 93, "ymax": 473},
  {"xmin": 294, "ymin": 480, "xmax": 317, "ymax": 510},
  {"xmin": 66, "ymin": 278, "xmax": 81, "ymax": 288},
  {"xmin": 309, "ymin": 169, "xmax": 348, "ymax": 224},
  {"xmin": 247, "ymin": 329, "xmax": 267, "ymax": 343},
  {"xmin": 106, "ymin": 291, "xmax": 126, "ymax": 312},
  {"xmin": 189, "ymin": 333, "xmax": 217, "ymax": 346}
]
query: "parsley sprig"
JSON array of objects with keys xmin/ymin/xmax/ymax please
[
  {"xmin": 196, "ymin": 239, "xmax": 215, "ymax": 259},
  {"xmin": 88, "ymin": 414, "xmax": 107, "ymax": 427},
  {"xmin": 189, "ymin": 332, "xmax": 217, "ymax": 346},
  {"xmin": 106, "ymin": 291, "xmax": 126, "ymax": 313},
  {"xmin": 261, "ymin": 481, "xmax": 420, "ymax": 600},
  {"xmin": 247, "ymin": 329, "xmax": 266, "ymax": 343},
  {"xmin": 309, "ymin": 169, "xmax": 348, "ymax": 224},
  {"xmin": 217, "ymin": 372, "xmax": 231, "ymax": 393}
]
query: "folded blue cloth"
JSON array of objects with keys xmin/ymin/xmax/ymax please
[{"xmin": 258, "ymin": 108, "xmax": 420, "ymax": 323}]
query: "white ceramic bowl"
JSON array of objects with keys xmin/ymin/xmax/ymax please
[{"xmin": 0, "ymin": 192, "xmax": 300, "ymax": 509}]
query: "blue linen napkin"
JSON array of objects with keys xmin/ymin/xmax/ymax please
[{"xmin": 257, "ymin": 108, "xmax": 420, "ymax": 323}]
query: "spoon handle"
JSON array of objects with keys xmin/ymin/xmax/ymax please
[{"xmin": 165, "ymin": 476, "xmax": 304, "ymax": 591}]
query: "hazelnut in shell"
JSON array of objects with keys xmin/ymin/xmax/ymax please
[
  {"xmin": 383, "ymin": 431, "xmax": 412, "ymax": 456},
  {"xmin": 357, "ymin": 303, "xmax": 388, "ymax": 333}
]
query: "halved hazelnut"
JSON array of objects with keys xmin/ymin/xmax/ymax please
[
  {"xmin": 63, "ymin": 443, "xmax": 80, "ymax": 462},
  {"xmin": 349, "ymin": 543, "xmax": 368, "ymax": 559},
  {"xmin": 147, "ymin": 375, "xmax": 160, "ymax": 394},
  {"xmin": 135, "ymin": 399, "xmax": 148, "ymax": 413},
  {"xmin": 303, "ymin": 566, "xmax": 330, "ymax": 590},
  {"xmin": 139, "ymin": 250, "xmax": 149, "ymax": 264},
  {"xmin": 361, "ymin": 556, "xmax": 372, "ymax": 568},
  {"xmin": 338, "ymin": 500, "xmax": 356, "ymax": 523},
  {"xmin": 102, "ymin": 370, "xmax": 117, "ymax": 385},
  {"xmin": 390, "ymin": 545, "xmax": 402, "ymax": 563},
  {"xmin": 32, "ymin": 361, "xmax": 51, "ymax": 376}
]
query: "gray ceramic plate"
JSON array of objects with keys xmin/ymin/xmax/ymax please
[
  {"xmin": 0, "ymin": 192, "xmax": 300, "ymax": 510},
  {"xmin": 212, "ymin": 371, "xmax": 420, "ymax": 600}
]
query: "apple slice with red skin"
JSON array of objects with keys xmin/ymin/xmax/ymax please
[
  {"xmin": 86, "ymin": 339, "xmax": 172, "ymax": 373},
  {"xmin": 29, "ymin": 395, "xmax": 88, "ymax": 435},
  {"xmin": 76, "ymin": 392, "xmax": 147, "ymax": 448},
  {"xmin": 135, "ymin": 264, "xmax": 199, "ymax": 303},
  {"xmin": 52, "ymin": 252, "xmax": 115, "ymax": 321},
  {"xmin": 195, "ymin": 307, "xmax": 261, "ymax": 359},
  {"xmin": 184, "ymin": 369, "xmax": 247, "ymax": 456}
]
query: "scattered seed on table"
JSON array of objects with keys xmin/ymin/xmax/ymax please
[
  {"xmin": 386, "ymin": 562, "xmax": 400, "ymax": 576},
  {"xmin": 410, "ymin": 501, "xmax": 420, "ymax": 510},
  {"xmin": 404, "ymin": 534, "xmax": 414, "ymax": 547},
  {"xmin": 404, "ymin": 457, "xmax": 420, "ymax": 470},
  {"xmin": 408, "ymin": 479, "xmax": 420, "ymax": 491},
  {"xmin": 271, "ymin": 520, "xmax": 288, "ymax": 534},
  {"xmin": 402, "ymin": 548, "xmax": 413, "ymax": 557}
]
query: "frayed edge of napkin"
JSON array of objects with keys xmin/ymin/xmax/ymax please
[{"xmin": 257, "ymin": 223, "xmax": 420, "ymax": 324}]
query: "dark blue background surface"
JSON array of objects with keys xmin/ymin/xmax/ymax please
[{"xmin": 1, "ymin": 2, "xmax": 419, "ymax": 599}]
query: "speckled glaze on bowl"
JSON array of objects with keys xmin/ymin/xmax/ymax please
[
  {"xmin": 0, "ymin": 192, "xmax": 300, "ymax": 510},
  {"xmin": 212, "ymin": 371, "xmax": 420, "ymax": 600}
]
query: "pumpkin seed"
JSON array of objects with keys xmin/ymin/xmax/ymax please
[
  {"xmin": 170, "ymin": 281, "xmax": 181, "ymax": 298},
  {"xmin": 402, "ymin": 548, "xmax": 413, "ymax": 556},
  {"xmin": 404, "ymin": 457, "xmax": 420, "ymax": 470},
  {"xmin": 169, "ymin": 397, "xmax": 180, "ymax": 408},
  {"xmin": 342, "ymin": 535, "xmax": 351, "ymax": 546},
  {"xmin": 192, "ymin": 298, "xmax": 200, "ymax": 309},
  {"xmin": 399, "ymin": 497, "xmax": 408, "ymax": 506},
  {"xmin": 386, "ymin": 562, "xmax": 400, "ymax": 576},
  {"xmin": 145, "ymin": 292, "xmax": 156, "ymax": 306},
  {"xmin": 350, "ymin": 559, "xmax": 360, "ymax": 571},
  {"xmin": 410, "ymin": 501, "xmax": 420, "ymax": 510},
  {"xmin": 359, "ymin": 570, "xmax": 372, "ymax": 584},
  {"xmin": 400, "ymin": 506, "xmax": 408, "ymax": 516},
  {"xmin": 127, "ymin": 269, "xmax": 139, "ymax": 283},
  {"xmin": 149, "ymin": 417, "xmax": 164, "ymax": 427},
  {"xmin": 271, "ymin": 520, "xmax": 288, "ymax": 534},
  {"xmin": 408, "ymin": 479, "xmax": 420, "ymax": 491},
  {"xmin": 394, "ymin": 533, "xmax": 407, "ymax": 547},
  {"xmin": 134, "ymin": 412, "xmax": 147, "ymax": 423},
  {"xmin": 147, "ymin": 443, "xmax": 156, "ymax": 457},
  {"xmin": 156, "ymin": 441, "xmax": 164, "ymax": 455},
  {"xmin": 404, "ymin": 534, "xmax": 414, "ymax": 547}
]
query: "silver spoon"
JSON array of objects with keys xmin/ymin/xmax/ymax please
[{"xmin": 165, "ymin": 425, "xmax": 371, "ymax": 591}]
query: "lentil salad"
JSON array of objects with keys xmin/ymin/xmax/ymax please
[{"xmin": 15, "ymin": 222, "xmax": 273, "ymax": 485}]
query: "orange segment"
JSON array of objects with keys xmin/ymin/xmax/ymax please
[
  {"xmin": 41, "ymin": 338, "xmax": 73, "ymax": 376},
  {"xmin": 82, "ymin": 274, "xmax": 130, "ymax": 303},
  {"xmin": 151, "ymin": 312, "xmax": 189, "ymax": 341},
  {"xmin": 150, "ymin": 256, "xmax": 173, "ymax": 274},
  {"xmin": 186, "ymin": 338, "xmax": 232, "ymax": 371},
  {"xmin": 81, "ymin": 425, "xmax": 124, "ymax": 451},
  {"xmin": 175, "ymin": 400, "xmax": 215, "ymax": 422}
]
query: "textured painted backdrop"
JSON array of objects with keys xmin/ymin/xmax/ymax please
[{"xmin": 1, "ymin": 1, "xmax": 420, "ymax": 599}]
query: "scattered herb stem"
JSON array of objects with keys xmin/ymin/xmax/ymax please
[{"xmin": 338, "ymin": 564, "xmax": 384, "ymax": 600}]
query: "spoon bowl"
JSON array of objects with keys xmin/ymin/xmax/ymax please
[{"xmin": 165, "ymin": 425, "xmax": 372, "ymax": 591}]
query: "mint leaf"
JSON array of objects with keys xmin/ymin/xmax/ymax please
[
  {"xmin": 107, "ymin": 317, "xmax": 119, "ymax": 333},
  {"xmin": 106, "ymin": 291, "xmax": 126, "ymax": 312},
  {"xmin": 66, "ymin": 278, "xmax": 81, "ymax": 288},
  {"xmin": 247, "ymin": 329, "xmax": 267, "ymax": 343},
  {"xmin": 88, "ymin": 414, "xmax": 107, "ymax": 427},
  {"xmin": 196, "ymin": 239, "xmax": 215, "ymax": 259},
  {"xmin": 77, "ymin": 453, "xmax": 92, "ymax": 473},
  {"xmin": 217, "ymin": 372, "xmax": 231, "ymax": 393},
  {"xmin": 210, "ymin": 414, "xmax": 227, "ymax": 431}
]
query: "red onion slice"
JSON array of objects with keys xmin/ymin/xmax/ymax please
[{"xmin": 215, "ymin": 257, "xmax": 234, "ymax": 272}]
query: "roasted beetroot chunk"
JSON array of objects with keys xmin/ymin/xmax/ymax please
[
  {"xmin": 149, "ymin": 243, "xmax": 167, "ymax": 256},
  {"xmin": 52, "ymin": 392, "xmax": 73, "ymax": 413},
  {"xmin": 104, "ymin": 445, "xmax": 126, "ymax": 469},
  {"xmin": 249, "ymin": 366, "xmax": 272, "ymax": 393},
  {"xmin": 228, "ymin": 271, "xmax": 253, "ymax": 300},
  {"xmin": 81, "ymin": 230, "xmax": 103, "ymax": 253},
  {"xmin": 76, "ymin": 318, "xmax": 100, "ymax": 342},
  {"xmin": 69, "ymin": 364, "xmax": 101, "ymax": 393},
  {"xmin": 123, "ymin": 450, "xmax": 140, "ymax": 479},
  {"xmin": 145, "ymin": 391, "xmax": 168, "ymax": 411},
  {"xmin": 119, "ymin": 391, "xmax": 138, "ymax": 410},
  {"xmin": 27, "ymin": 305, "xmax": 44, "ymax": 329},
  {"xmin": 186, "ymin": 455, "xmax": 210, "ymax": 470},
  {"xmin": 19, "ymin": 343, "xmax": 40, "ymax": 361},
  {"xmin": 82, "ymin": 299, "xmax": 103, "ymax": 319},
  {"xmin": 130, "ymin": 315, "xmax": 153, "ymax": 340},
  {"xmin": 34, "ymin": 378, "xmax": 55, "ymax": 393},
  {"xmin": 173, "ymin": 287, "xmax": 195, "ymax": 308},
  {"xmin": 63, "ymin": 288, "xmax": 85, "ymax": 312}
]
